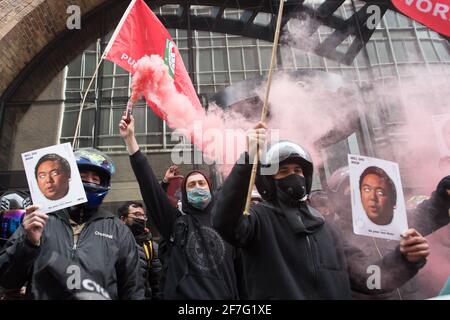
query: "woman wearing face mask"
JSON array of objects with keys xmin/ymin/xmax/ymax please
[{"xmin": 119, "ymin": 114, "xmax": 238, "ymax": 300}]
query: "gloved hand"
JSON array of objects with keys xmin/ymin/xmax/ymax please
[{"xmin": 436, "ymin": 176, "xmax": 450, "ymax": 201}]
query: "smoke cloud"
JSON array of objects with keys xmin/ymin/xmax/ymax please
[{"xmin": 130, "ymin": 20, "xmax": 449, "ymax": 298}]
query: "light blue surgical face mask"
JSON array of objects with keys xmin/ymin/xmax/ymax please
[{"xmin": 187, "ymin": 188, "xmax": 211, "ymax": 210}]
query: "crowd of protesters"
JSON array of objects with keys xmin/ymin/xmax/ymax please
[{"xmin": 0, "ymin": 116, "xmax": 449, "ymax": 300}]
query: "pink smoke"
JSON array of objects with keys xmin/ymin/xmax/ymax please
[
  {"xmin": 414, "ymin": 225, "xmax": 450, "ymax": 298},
  {"xmin": 262, "ymin": 72, "xmax": 359, "ymax": 167},
  {"xmin": 131, "ymin": 55, "xmax": 252, "ymax": 166}
]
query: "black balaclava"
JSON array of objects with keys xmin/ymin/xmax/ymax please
[
  {"xmin": 275, "ymin": 174, "xmax": 307, "ymax": 203},
  {"xmin": 274, "ymin": 160, "xmax": 324, "ymax": 234}
]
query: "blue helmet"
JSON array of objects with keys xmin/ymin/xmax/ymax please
[{"xmin": 74, "ymin": 148, "xmax": 115, "ymax": 209}]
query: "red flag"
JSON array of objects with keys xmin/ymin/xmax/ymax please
[
  {"xmin": 103, "ymin": 0, "xmax": 202, "ymax": 119},
  {"xmin": 391, "ymin": 0, "xmax": 450, "ymax": 37}
]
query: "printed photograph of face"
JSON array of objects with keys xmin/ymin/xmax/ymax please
[
  {"xmin": 359, "ymin": 166, "xmax": 397, "ymax": 226},
  {"xmin": 34, "ymin": 153, "xmax": 71, "ymax": 201}
]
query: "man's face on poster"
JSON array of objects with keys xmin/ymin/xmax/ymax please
[
  {"xmin": 360, "ymin": 173, "xmax": 395, "ymax": 225},
  {"xmin": 36, "ymin": 160, "xmax": 70, "ymax": 201}
]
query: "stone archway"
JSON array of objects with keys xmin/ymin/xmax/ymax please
[{"xmin": 0, "ymin": 0, "xmax": 127, "ymax": 103}]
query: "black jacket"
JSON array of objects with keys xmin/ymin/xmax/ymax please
[
  {"xmin": 135, "ymin": 232, "xmax": 163, "ymax": 300},
  {"xmin": 0, "ymin": 208, "xmax": 144, "ymax": 300},
  {"xmin": 332, "ymin": 179, "xmax": 450, "ymax": 300},
  {"xmin": 409, "ymin": 177, "xmax": 450, "ymax": 236},
  {"xmin": 212, "ymin": 153, "xmax": 424, "ymax": 300},
  {"xmin": 129, "ymin": 150, "xmax": 238, "ymax": 299}
]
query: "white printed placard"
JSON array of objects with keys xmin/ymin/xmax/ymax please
[
  {"xmin": 21, "ymin": 143, "xmax": 87, "ymax": 213},
  {"xmin": 348, "ymin": 154, "xmax": 408, "ymax": 240}
]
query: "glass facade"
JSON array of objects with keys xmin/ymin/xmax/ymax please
[{"xmin": 60, "ymin": 3, "xmax": 450, "ymax": 187}]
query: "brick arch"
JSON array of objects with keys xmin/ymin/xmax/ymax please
[{"xmin": 0, "ymin": 0, "xmax": 130, "ymax": 103}]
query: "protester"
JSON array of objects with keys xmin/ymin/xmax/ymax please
[
  {"xmin": 327, "ymin": 166, "xmax": 450, "ymax": 299},
  {"xmin": 0, "ymin": 190, "xmax": 31, "ymax": 299},
  {"xmin": 308, "ymin": 190, "xmax": 330, "ymax": 218},
  {"xmin": 250, "ymin": 188, "xmax": 263, "ymax": 206},
  {"xmin": 212, "ymin": 122, "xmax": 430, "ymax": 299},
  {"xmin": 119, "ymin": 114, "xmax": 238, "ymax": 300},
  {"xmin": 160, "ymin": 165, "xmax": 184, "ymax": 208},
  {"xmin": 0, "ymin": 148, "xmax": 144, "ymax": 300},
  {"xmin": 328, "ymin": 166, "xmax": 450, "ymax": 237},
  {"xmin": 118, "ymin": 201, "xmax": 162, "ymax": 300}
]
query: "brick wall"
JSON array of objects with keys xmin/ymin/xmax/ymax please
[{"xmin": 0, "ymin": 0, "xmax": 128, "ymax": 102}]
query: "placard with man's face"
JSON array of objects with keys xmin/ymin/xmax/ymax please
[
  {"xmin": 348, "ymin": 154, "xmax": 408, "ymax": 241},
  {"xmin": 21, "ymin": 143, "xmax": 87, "ymax": 213},
  {"xmin": 431, "ymin": 113, "xmax": 450, "ymax": 158}
]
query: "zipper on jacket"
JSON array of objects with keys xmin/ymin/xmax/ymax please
[
  {"xmin": 71, "ymin": 222, "xmax": 86, "ymax": 256},
  {"xmin": 71, "ymin": 232, "xmax": 77, "ymax": 258},
  {"xmin": 72, "ymin": 221, "xmax": 89, "ymax": 253},
  {"xmin": 306, "ymin": 235, "xmax": 318, "ymax": 289}
]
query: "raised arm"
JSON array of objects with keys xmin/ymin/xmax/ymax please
[
  {"xmin": 341, "ymin": 227, "xmax": 429, "ymax": 295},
  {"xmin": 211, "ymin": 122, "xmax": 266, "ymax": 247},
  {"xmin": 119, "ymin": 114, "xmax": 180, "ymax": 241},
  {"xmin": 409, "ymin": 176, "xmax": 450, "ymax": 236}
]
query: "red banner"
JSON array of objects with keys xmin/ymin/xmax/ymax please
[
  {"xmin": 391, "ymin": 0, "xmax": 450, "ymax": 37},
  {"xmin": 104, "ymin": 0, "xmax": 202, "ymax": 119}
]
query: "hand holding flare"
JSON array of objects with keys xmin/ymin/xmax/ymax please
[{"xmin": 125, "ymin": 73, "xmax": 148, "ymax": 124}]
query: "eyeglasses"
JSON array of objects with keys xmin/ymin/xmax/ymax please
[{"xmin": 127, "ymin": 212, "xmax": 148, "ymax": 221}]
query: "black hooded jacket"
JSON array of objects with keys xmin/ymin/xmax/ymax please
[
  {"xmin": 212, "ymin": 153, "xmax": 425, "ymax": 299},
  {"xmin": 330, "ymin": 176, "xmax": 450, "ymax": 300},
  {"xmin": 129, "ymin": 149, "xmax": 238, "ymax": 299},
  {"xmin": 0, "ymin": 208, "xmax": 144, "ymax": 300}
]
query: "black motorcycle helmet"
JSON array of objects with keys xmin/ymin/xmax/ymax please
[
  {"xmin": 326, "ymin": 166, "xmax": 351, "ymax": 216},
  {"xmin": 256, "ymin": 140, "xmax": 313, "ymax": 202}
]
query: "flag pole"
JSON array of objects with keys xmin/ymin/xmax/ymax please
[
  {"xmin": 243, "ymin": 0, "xmax": 285, "ymax": 216},
  {"xmin": 72, "ymin": 51, "xmax": 107, "ymax": 148},
  {"xmin": 72, "ymin": 0, "xmax": 137, "ymax": 148}
]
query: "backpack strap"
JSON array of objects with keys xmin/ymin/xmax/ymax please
[{"xmin": 143, "ymin": 241, "xmax": 153, "ymax": 261}]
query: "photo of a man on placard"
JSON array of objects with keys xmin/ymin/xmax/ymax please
[
  {"xmin": 348, "ymin": 154, "xmax": 408, "ymax": 241},
  {"xmin": 22, "ymin": 143, "xmax": 87, "ymax": 214},
  {"xmin": 359, "ymin": 166, "xmax": 397, "ymax": 226},
  {"xmin": 35, "ymin": 153, "xmax": 71, "ymax": 201}
]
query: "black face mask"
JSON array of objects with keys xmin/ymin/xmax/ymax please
[
  {"xmin": 275, "ymin": 174, "xmax": 307, "ymax": 202},
  {"xmin": 68, "ymin": 205, "xmax": 95, "ymax": 225},
  {"xmin": 127, "ymin": 218, "xmax": 146, "ymax": 236}
]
